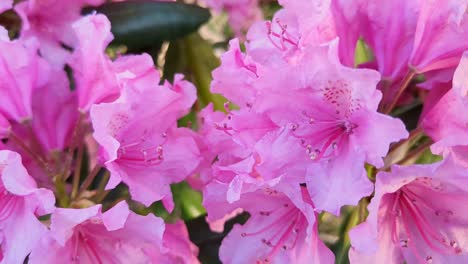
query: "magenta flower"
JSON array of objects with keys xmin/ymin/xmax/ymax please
[
  {"xmin": 15, "ymin": 0, "xmax": 104, "ymax": 66},
  {"xmin": 91, "ymin": 67, "xmax": 201, "ymax": 207},
  {"xmin": 29, "ymin": 201, "xmax": 165, "ymax": 263},
  {"xmin": 349, "ymin": 157, "xmax": 468, "ymax": 263},
  {"xmin": 421, "ymin": 52, "xmax": 468, "ymax": 160},
  {"xmin": 0, "ymin": 31, "xmax": 50, "ymax": 123},
  {"xmin": 0, "ymin": 150, "xmax": 55, "ymax": 263},
  {"xmin": 217, "ymin": 187, "xmax": 334, "ymax": 264}
]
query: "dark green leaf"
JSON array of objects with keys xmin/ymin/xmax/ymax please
[
  {"xmin": 164, "ymin": 33, "xmax": 227, "ymax": 111},
  {"xmin": 85, "ymin": 1, "xmax": 211, "ymax": 50}
]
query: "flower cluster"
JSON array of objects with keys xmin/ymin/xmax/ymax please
[
  {"xmin": 199, "ymin": 0, "xmax": 468, "ymax": 263},
  {"xmin": 0, "ymin": 1, "xmax": 199, "ymax": 263},
  {"xmin": 0, "ymin": 0, "xmax": 467, "ymax": 263},
  {"xmin": 204, "ymin": 0, "xmax": 262, "ymax": 37}
]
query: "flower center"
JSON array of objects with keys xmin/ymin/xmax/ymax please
[{"xmin": 266, "ymin": 19, "xmax": 300, "ymax": 52}]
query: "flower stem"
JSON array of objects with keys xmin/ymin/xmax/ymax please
[
  {"xmin": 94, "ymin": 171, "xmax": 111, "ymax": 203},
  {"xmin": 9, "ymin": 131, "xmax": 49, "ymax": 172},
  {"xmin": 70, "ymin": 141, "xmax": 85, "ymax": 199},
  {"xmin": 384, "ymin": 70, "xmax": 416, "ymax": 114},
  {"xmin": 76, "ymin": 165, "xmax": 102, "ymax": 198},
  {"xmin": 398, "ymin": 140, "xmax": 433, "ymax": 165}
]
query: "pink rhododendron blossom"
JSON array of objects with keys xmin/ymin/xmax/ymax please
[
  {"xmin": 205, "ymin": 38, "xmax": 407, "ymax": 213},
  {"xmin": 2, "ymin": 68, "xmax": 78, "ymax": 188},
  {"xmin": 149, "ymin": 221, "xmax": 200, "ymax": 263},
  {"xmin": 0, "ymin": 33, "xmax": 50, "ymax": 123},
  {"xmin": 409, "ymin": 0, "xmax": 468, "ymax": 73},
  {"xmin": 349, "ymin": 157, "xmax": 468, "ymax": 263},
  {"xmin": 257, "ymin": 43, "xmax": 407, "ymax": 212},
  {"xmin": 15, "ymin": 0, "xmax": 104, "ymax": 66},
  {"xmin": 91, "ymin": 68, "xmax": 201, "ymax": 207},
  {"xmin": 362, "ymin": 0, "xmax": 468, "ymax": 76},
  {"xmin": 30, "ymin": 69, "xmax": 78, "ymax": 152},
  {"xmin": 421, "ymin": 52, "xmax": 468, "ymax": 158},
  {"xmin": 29, "ymin": 201, "xmax": 165, "ymax": 263},
  {"xmin": 70, "ymin": 14, "xmax": 121, "ymax": 112},
  {"xmin": 218, "ymin": 187, "xmax": 334, "ymax": 264},
  {"xmin": 0, "ymin": 150, "xmax": 55, "ymax": 263},
  {"xmin": 205, "ymin": 0, "xmax": 262, "ymax": 37}
]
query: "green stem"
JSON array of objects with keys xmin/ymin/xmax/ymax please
[
  {"xmin": 398, "ymin": 140, "xmax": 433, "ymax": 165},
  {"xmin": 335, "ymin": 209, "xmax": 359, "ymax": 264},
  {"xmin": 55, "ymin": 177, "xmax": 70, "ymax": 208},
  {"xmin": 71, "ymin": 141, "xmax": 84, "ymax": 199}
]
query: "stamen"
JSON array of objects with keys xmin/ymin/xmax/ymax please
[{"xmin": 266, "ymin": 19, "xmax": 299, "ymax": 52}]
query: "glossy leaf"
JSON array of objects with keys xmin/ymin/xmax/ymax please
[{"xmin": 87, "ymin": 1, "xmax": 211, "ymax": 50}]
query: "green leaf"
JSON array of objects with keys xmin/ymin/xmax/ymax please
[
  {"xmin": 87, "ymin": 1, "xmax": 211, "ymax": 50},
  {"xmin": 164, "ymin": 33, "xmax": 227, "ymax": 111},
  {"xmin": 171, "ymin": 182, "xmax": 206, "ymax": 220}
]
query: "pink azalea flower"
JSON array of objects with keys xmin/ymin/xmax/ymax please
[
  {"xmin": 0, "ymin": 150, "xmax": 55, "ymax": 263},
  {"xmin": 149, "ymin": 221, "xmax": 200, "ymax": 263},
  {"xmin": 69, "ymin": 14, "xmax": 121, "ymax": 112},
  {"xmin": 205, "ymin": 0, "xmax": 262, "ymax": 37},
  {"xmin": 205, "ymin": 39, "xmax": 407, "ymax": 213},
  {"xmin": 362, "ymin": 0, "xmax": 468, "ymax": 77},
  {"xmin": 211, "ymin": 38, "xmax": 259, "ymax": 108},
  {"xmin": 245, "ymin": 0, "xmax": 363, "ymax": 67},
  {"xmin": 0, "ymin": 32, "xmax": 50, "ymax": 123},
  {"xmin": 216, "ymin": 186, "xmax": 334, "ymax": 264},
  {"xmin": 29, "ymin": 69, "xmax": 78, "ymax": 153},
  {"xmin": 349, "ymin": 157, "xmax": 468, "ymax": 263},
  {"xmin": 29, "ymin": 201, "xmax": 166, "ymax": 263},
  {"xmin": 421, "ymin": 52, "xmax": 468, "ymax": 159},
  {"xmin": 15, "ymin": 0, "xmax": 104, "ymax": 66},
  {"xmin": 410, "ymin": 0, "xmax": 468, "ymax": 73},
  {"xmin": 91, "ymin": 66, "xmax": 201, "ymax": 207},
  {"xmin": 1, "ymin": 68, "xmax": 78, "ymax": 188}
]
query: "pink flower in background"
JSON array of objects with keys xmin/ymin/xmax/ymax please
[
  {"xmin": 91, "ymin": 67, "xmax": 201, "ymax": 208},
  {"xmin": 217, "ymin": 186, "xmax": 334, "ymax": 264},
  {"xmin": 15, "ymin": 0, "xmax": 105, "ymax": 66},
  {"xmin": 361, "ymin": 0, "xmax": 468, "ymax": 77},
  {"xmin": 0, "ymin": 31, "xmax": 50, "ymax": 124},
  {"xmin": 0, "ymin": 0, "xmax": 11, "ymax": 13},
  {"xmin": 409, "ymin": 0, "xmax": 468, "ymax": 73},
  {"xmin": 29, "ymin": 201, "xmax": 166, "ymax": 263},
  {"xmin": 349, "ymin": 157, "xmax": 468, "ymax": 263},
  {"xmin": 205, "ymin": 0, "xmax": 262, "ymax": 37},
  {"xmin": 0, "ymin": 150, "xmax": 55, "ymax": 263}
]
